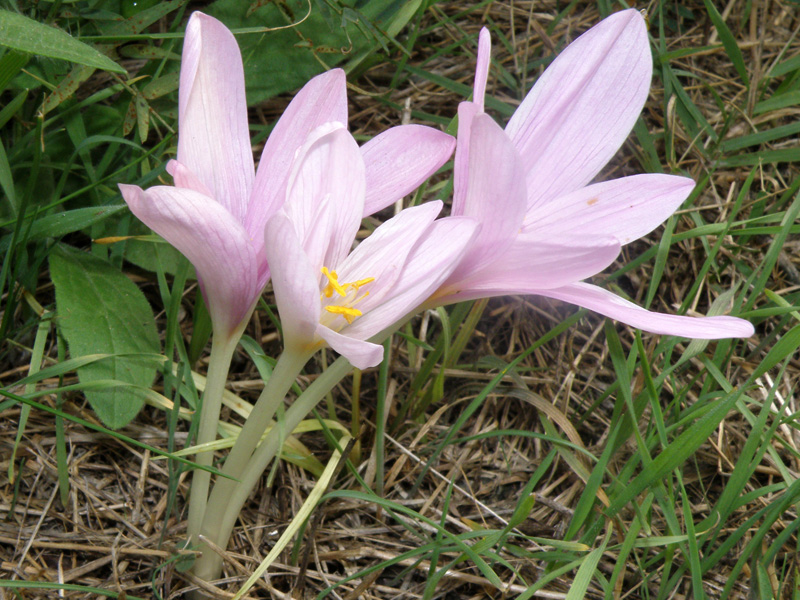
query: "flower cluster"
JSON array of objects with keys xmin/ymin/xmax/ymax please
[
  {"xmin": 117, "ymin": 11, "xmax": 756, "ymax": 591},
  {"xmin": 120, "ymin": 10, "xmax": 752, "ymax": 368},
  {"xmin": 120, "ymin": 12, "xmax": 456, "ymax": 342}
]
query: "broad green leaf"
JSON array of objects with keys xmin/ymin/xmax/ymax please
[
  {"xmin": 207, "ymin": 0, "xmax": 413, "ymax": 104},
  {"xmin": 50, "ymin": 244, "xmax": 160, "ymax": 428},
  {"xmin": 142, "ymin": 72, "xmax": 179, "ymax": 100},
  {"xmin": 42, "ymin": 63, "xmax": 94, "ymax": 114},
  {"xmin": 123, "ymin": 235, "xmax": 191, "ymax": 277},
  {"xmin": 0, "ymin": 10, "xmax": 125, "ymax": 73}
]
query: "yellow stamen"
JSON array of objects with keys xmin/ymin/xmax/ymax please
[
  {"xmin": 352, "ymin": 290, "xmax": 370, "ymax": 306},
  {"xmin": 351, "ymin": 277, "xmax": 375, "ymax": 290},
  {"xmin": 320, "ymin": 266, "xmax": 376, "ymax": 327},
  {"xmin": 321, "ymin": 267, "xmax": 347, "ymax": 298},
  {"xmin": 325, "ymin": 305, "xmax": 362, "ymax": 324}
]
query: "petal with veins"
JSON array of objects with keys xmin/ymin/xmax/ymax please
[
  {"xmin": 119, "ymin": 184, "xmax": 259, "ymax": 334},
  {"xmin": 248, "ymin": 69, "xmax": 348, "ymax": 239},
  {"xmin": 525, "ymin": 174, "xmax": 696, "ymax": 245},
  {"xmin": 336, "ymin": 201, "xmax": 444, "ymax": 309},
  {"xmin": 282, "ymin": 123, "xmax": 365, "ymax": 270},
  {"xmin": 263, "ymin": 213, "xmax": 321, "ymax": 350},
  {"xmin": 448, "ymin": 113, "xmax": 527, "ymax": 281},
  {"xmin": 177, "ymin": 13, "xmax": 254, "ymax": 223},
  {"xmin": 346, "ymin": 216, "xmax": 480, "ymax": 340},
  {"xmin": 452, "ymin": 102, "xmax": 479, "ymax": 216},
  {"xmin": 473, "ymin": 28, "xmax": 491, "ymax": 112},
  {"xmin": 167, "ymin": 160, "xmax": 213, "ymax": 198},
  {"xmin": 539, "ymin": 282, "xmax": 755, "ymax": 339},
  {"xmin": 505, "ymin": 9, "xmax": 651, "ymax": 209},
  {"xmin": 439, "ymin": 234, "xmax": 620, "ymax": 304},
  {"xmin": 362, "ymin": 125, "xmax": 455, "ymax": 216}
]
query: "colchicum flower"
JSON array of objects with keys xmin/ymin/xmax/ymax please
[
  {"xmin": 119, "ymin": 12, "xmax": 456, "ymax": 340},
  {"xmin": 264, "ymin": 123, "xmax": 478, "ymax": 369},
  {"xmin": 427, "ymin": 10, "xmax": 754, "ymax": 339}
]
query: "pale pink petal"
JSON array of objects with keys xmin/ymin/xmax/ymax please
[
  {"xmin": 361, "ymin": 125, "xmax": 456, "ymax": 216},
  {"xmin": 505, "ymin": 9, "xmax": 651, "ymax": 209},
  {"xmin": 447, "ymin": 113, "xmax": 526, "ymax": 282},
  {"xmin": 346, "ymin": 216, "xmax": 479, "ymax": 339},
  {"xmin": 315, "ymin": 325, "xmax": 384, "ymax": 370},
  {"xmin": 539, "ymin": 282, "xmax": 756, "ymax": 339},
  {"xmin": 247, "ymin": 69, "xmax": 348, "ymax": 240},
  {"xmin": 437, "ymin": 235, "xmax": 621, "ymax": 304},
  {"xmin": 335, "ymin": 201, "xmax": 444, "ymax": 309},
  {"xmin": 525, "ymin": 174, "xmax": 695, "ymax": 245},
  {"xmin": 282, "ymin": 123, "xmax": 365, "ymax": 271},
  {"xmin": 281, "ymin": 122, "xmax": 342, "ymax": 240},
  {"xmin": 177, "ymin": 12, "xmax": 254, "ymax": 223},
  {"xmin": 451, "ymin": 102, "xmax": 479, "ymax": 216},
  {"xmin": 166, "ymin": 160, "xmax": 212, "ymax": 197},
  {"xmin": 263, "ymin": 213, "xmax": 321, "ymax": 348},
  {"xmin": 119, "ymin": 183, "xmax": 259, "ymax": 335},
  {"xmin": 474, "ymin": 27, "xmax": 491, "ymax": 112}
]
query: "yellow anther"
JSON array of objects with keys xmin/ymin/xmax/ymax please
[
  {"xmin": 320, "ymin": 266, "xmax": 376, "ymax": 326},
  {"xmin": 321, "ymin": 267, "xmax": 347, "ymax": 298},
  {"xmin": 325, "ymin": 305, "xmax": 362, "ymax": 324},
  {"xmin": 351, "ymin": 277, "xmax": 375, "ymax": 290}
]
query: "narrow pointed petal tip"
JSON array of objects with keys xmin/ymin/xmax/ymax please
[
  {"xmin": 166, "ymin": 159, "xmax": 213, "ymax": 197},
  {"xmin": 506, "ymin": 8, "xmax": 651, "ymax": 207},
  {"xmin": 178, "ymin": 11, "xmax": 254, "ymax": 223},
  {"xmin": 474, "ymin": 27, "xmax": 491, "ymax": 111},
  {"xmin": 541, "ymin": 282, "xmax": 755, "ymax": 339},
  {"xmin": 362, "ymin": 125, "xmax": 456, "ymax": 216},
  {"xmin": 316, "ymin": 326, "xmax": 385, "ymax": 370}
]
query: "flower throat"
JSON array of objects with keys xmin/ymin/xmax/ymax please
[{"xmin": 321, "ymin": 267, "xmax": 374, "ymax": 324}]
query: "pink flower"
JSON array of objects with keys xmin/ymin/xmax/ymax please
[
  {"xmin": 429, "ymin": 10, "xmax": 753, "ymax": 339},
  {"xmin": 264, "ymin": 123, "xmax": 477, "ymax": 369},
  {"xmin": 119, "ymin": 12, "xmax": 455, "ymax": 339}
]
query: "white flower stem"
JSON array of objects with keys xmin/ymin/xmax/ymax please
[
  {"xmin": 186, "ymin": 333, "xmax": 239, "ymax": 548},
  {"xmin": 192, "ymin": 355, "xmax": 353, "ymax": 587},
  {"xmin": 191, "ymin": 349, "xmax": 315, "ymax": 585}
]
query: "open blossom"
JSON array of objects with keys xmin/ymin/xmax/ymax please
[
  {"xmin": 264, "ymin": 123, "xmax": 477, "ymax": 369},
  {"xmin": 119, "ymin": 12, "xmax": 455, "ymax": 339},
  {"xmin": 426, "ymin": 10, "xmax": 754, "ymax": 339}
]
